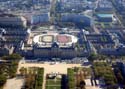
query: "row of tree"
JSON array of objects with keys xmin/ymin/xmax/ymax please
[
  {"xmin": 0, "ymin": 53, "xmax": 22, "ymax": 88},
  {"xmin": 67, "ymin": 68, "xmax": 75, "ymax": 89},
  {"xmin": 68, "ymin": 68, "xmax": 86, "ymax": 89},
  {"xmin": 35, "ymin": 68, "xmax": 44, "ymax": 89},
  {"xmin": 2, "ymin": 53, "xmax": 22, "ymax": 61},
  {"xmin": 93, "ymin": 62, "xmax": 118, "ymax": 89},
  {"xmin": 88, "ymin": 53, "xmax": 125, "ymax": 62},
  {"xmin": 22, "ymin": 67, "xmax": 44, "ymax": 89}
]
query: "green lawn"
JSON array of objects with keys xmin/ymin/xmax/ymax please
[
  {"xmin": 46, "ymin": 78, "xmax": 61, "ymax": 89},
  {"xmin": 46, "ymin": 79, "xmax": 61, "ymax": 85},
  {"xmin": 46, "ymin": 85, "xmax": 61, "ymax": 89}
]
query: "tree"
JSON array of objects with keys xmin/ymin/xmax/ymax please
[
  {"xmin": 19, "ymin": 67, "xmax": 27, "ymax": 76},
  {"xmin": 98, "ymin": 55, "xmax": 108, "ymax": 62},
  {"xmin": 67, "ymin": 68, "xmax": 75, "ymax": 89},
  {"xmin": 80, "ymin": 81, "xmax": 86, "ymax": 89},
  {"xmin": 110, "ymin": 56, "xmax": 116, "ymax": 62},
  {"xmin": 88, "ymin": 53, "xmax": 97, "ymax": 62},
  {"xmin": 0, "ymin": 74, "xmax": 7, "ymax": 86},
  {"xmin": 2, "ymin": 53, "xmax": 22, "ymax": 61}
]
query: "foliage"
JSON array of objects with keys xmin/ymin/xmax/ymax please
[
  {"xmin": 19, "ymin": 67, "xmax": 27, "ymax": 76},
  {"xmin": 88, "ymin": 53, "xmax": 108, "ymax": 62},
  {"xmin": 23, "ymin": 68, "xmax": 44, "ymax": 89},
  {"xmin": 0, "ymin": 62, "xmax": 18, "ymax": 88},
  {"xmin": 0, "ymin": 74, "xmax": 7, "ymax": 87},
  {"xmin": 2, "ymin": 53, "xmax": 22, "ymax": 61},
  {"xmin": 35, "ymin": 68, "xmax": 44, "ymax": 89},
  {"xmin": 68, "ymin": 68, "xmax": 87, "ymax": 89},
  {"xmin": 88, "ymin": 53, "xmax": 98, "ymax": 62},
  {"xmin": 93, "ymin": 62, "xmax": 117, "ymax": 88},
  {"xmin": 67, "ymin": 68, "xmax": 75, "ymax": 89}
]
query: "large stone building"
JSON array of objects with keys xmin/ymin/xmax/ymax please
[{"xmin": 33, "ymin": 33, "xmax": 78, "ymax": 59}]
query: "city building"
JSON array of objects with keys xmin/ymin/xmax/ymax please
[
  {"xmin": 99, "ymin": 45, "xmax": 125, "ymax": 56},
  {"xmin": 0, "ymin": 13, "xmax": 29, "ymax": 56},
  {"xmin": 0, "ymin": 44, "xmax": 14, "ymax": 56},
  {"xmin": 0, "ymin": 14, "xmax": 27, "ymax": 27},
  {"xmin": 31, "ymin": 13, "xmax": 50, "ymax": 25},
  {"xmin": 61, "ymin": 13, "xmax": 93, "ymax": 27},
  {"xmin": 96, "ymin": 14, "xmax": 113, "ymax": 22},
  {"xmin": 32, "ymin": 32, "xmax": 78, "ymax": 59},
  {"xmin": 96, "ymin": 0, "xmax": 113, "ymax": 12}
]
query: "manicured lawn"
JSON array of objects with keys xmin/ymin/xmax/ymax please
[
  {"xmin": 46, "ymin": 79, "xmax": 61, "ymax": 85},
  {"xmin": 46, "ymin": 85, "xmax": 61, "ymax": 89},
  {"xmin": 46, "ymin": 78, "xmax": 62, "ymax": 89}
]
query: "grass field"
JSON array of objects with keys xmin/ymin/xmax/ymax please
[
  {"xmin": 46, "ymin": 85, "xmax": 61, "ymax": 89},
  {"xmin": 46, "ymin": 77, "xmax": 61, "ymax": 89},
  {"xmin": 46, "ymin": 79, "xmax": 61, "ymax": 85}
]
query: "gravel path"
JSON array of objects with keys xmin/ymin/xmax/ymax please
[{"xmin": 3, "ymin": 77, "xmax": 24, "ymax": 89}]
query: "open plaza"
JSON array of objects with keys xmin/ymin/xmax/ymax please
[{"xmin": 15, "ymin": 60, "xmax": 99, "ymax": 89}]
